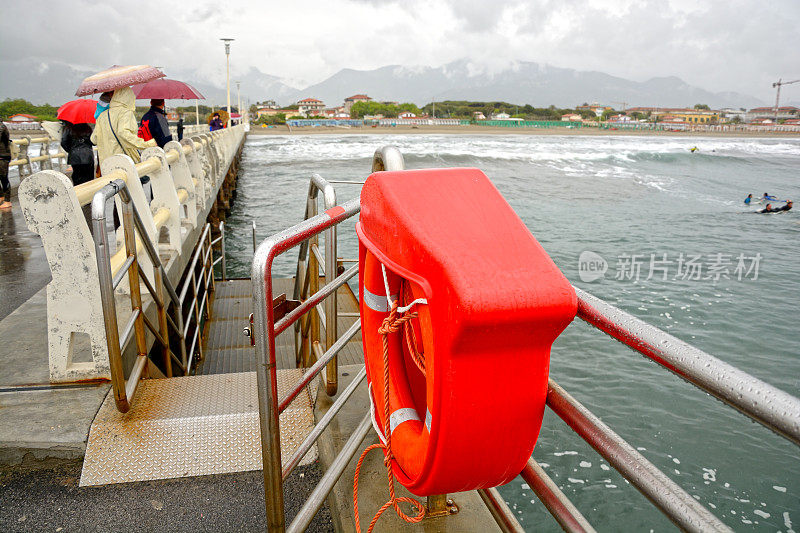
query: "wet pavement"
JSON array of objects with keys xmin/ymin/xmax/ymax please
[
  {"xmin": 0, "ymin": 461, "xmax": 334, "ymax": 532},
  {"xmin": 0, "ymin": 172, "xmax": 51, "ymax": 321}
]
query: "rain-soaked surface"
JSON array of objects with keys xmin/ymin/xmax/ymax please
[{"xmin": 0, "ymin": 175, "xmax": 51, "ymax": 321}]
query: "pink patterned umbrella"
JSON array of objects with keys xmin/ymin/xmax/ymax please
[
  {"xmin": 76, "ymin": 65, "xmax": 166, "ymax": 96},
  {"xmin": 132, "ymin": 78, "xmax": 205, "ymax": 100}
]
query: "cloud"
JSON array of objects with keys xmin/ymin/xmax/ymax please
[{"xmin": 0, "ymin": 0, "xmax": 797, "ymax": 102}]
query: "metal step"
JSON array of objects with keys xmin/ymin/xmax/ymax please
[
  {"xmin": 196, "ymin": 278, "xmax": 364, "ymax": 376},
  {"xmin": 79, "ymin": 369, "xmax": 317, "ymax": 486}
]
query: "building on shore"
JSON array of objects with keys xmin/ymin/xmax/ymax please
[
  {"xmin": 745, "ymin": 106, "xmax": 799, "ymax": 123},
  {"xmin": 561, "ymin": 113, "xmax": 582, "ymax": 122},
  {"xmin": 577, "ymin": 104, "xmax": 613, "ymax": 117},
  {"xmin": 7, "ymin": 113, "xmax": 37, "ymax": 123},
  {"xmin": 297, "ymin": 98, "xmax": 325, "ymax": 117},
  {"xmin": 343, "ymin": 94, "xmax": 372, "ymax": 113},
  {"xmin": 256, "ymin": 107, "xmax": 298, "ymax": 118},
  {"xmin": 625, "ymin": 107, "xmax": 719, "ymax": 124}
]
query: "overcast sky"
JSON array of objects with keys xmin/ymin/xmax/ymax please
[{"xmin": 2, "ymin": 0, "xmax": 799, "ymax": 102}]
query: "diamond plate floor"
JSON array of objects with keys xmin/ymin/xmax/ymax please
[{"xmin": 79, "ymin": 369, "xmax": 317, "ymax": 486}]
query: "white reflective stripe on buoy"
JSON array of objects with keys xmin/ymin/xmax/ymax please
[
  {"xmin": 362, "ymin": 286, "xmax": 397, "ymax": 313},
  {"xmin": 425, "ymin": 409, "xmax": 431, "ymax": 432},
  {"xmin": 390, "ymin": 408, "xmax": 421, "ymax": 434}
]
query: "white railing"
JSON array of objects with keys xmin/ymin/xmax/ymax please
[{"xmin": 18, "ymin": 124, "xmax": 246, "ymax": 383}]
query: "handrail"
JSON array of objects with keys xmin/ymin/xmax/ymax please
[
  {"xmin": 92, "ymin": 180, "xmax": 186, "ymax": 411},
  {"xmin": 548, "ymin": 379, "xmax": 732, "ymax": 532},
  {"xmin": 249, "ymin": 144, "xmax": 800, "ymax": 531},
  {"xmin": 92, "ymin": 179, "xmax": 225, "ymax": 410},
  {"xmin": 371, "ymin": 145, "xmax": 405, "ymax": 172},
  {"xmin": 252, "ymin": 197, "xmax": 361, "ymax": 531},
  {"xmin": 574, "ymin": 286, "xmax": 800, "ymax": 446},
  {"xmin": 8, "ymin": 135, "xmax": 67, "ymax": 174},
  {"xmin": 519, "ymin": 458, "xmax": 595, "ymax": 533},
  {"xmin": 75, "ymin": 143, "xmax": 191, "ymax": 206},
  {"xmin": 477, "ymin": 487, "xmax": 526, "ymax": 533},
  {"xmin": 293, "ymin": 173, "xmax": 339, "ymax": 394}
]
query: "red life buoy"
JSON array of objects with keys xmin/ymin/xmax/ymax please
[{"xmin": 357, "ymin": 168, "xmax": 577, "ymax": 496}]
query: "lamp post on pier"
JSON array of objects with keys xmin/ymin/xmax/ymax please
[{"xmin": 220, "ymin": 38, "xmax": 235, "ymax": 128}]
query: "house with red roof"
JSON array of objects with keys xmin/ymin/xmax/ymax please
[
  {"xmin": 8, "ymin": 113, "xmax": 37, "ymax": 122},
  {"xmin": 344, "ymin": 94, "xmax": 372, "ymax": 112},
  {"xmin": 297, "ymin": 98, "xmax": 325, "ymax": 116}
]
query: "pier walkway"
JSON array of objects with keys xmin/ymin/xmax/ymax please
[{"xmin": 0, "ymin": 125, "xmax": 246, "ymax": 466}]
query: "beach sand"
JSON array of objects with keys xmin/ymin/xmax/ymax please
[{"xmin": 249, "ymin": 124, "xmax": 800, "ymax": 138}]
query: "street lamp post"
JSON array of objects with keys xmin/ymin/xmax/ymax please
[{"xmin": 220, "ymin": 38, "xmax": 235, "ymax": 128}]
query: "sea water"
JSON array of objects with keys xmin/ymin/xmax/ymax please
[{"xmin": 224, "ymin": 133, "xmax": 800, "ymax": 531}]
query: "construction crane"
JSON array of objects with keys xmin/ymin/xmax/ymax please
[{"xmin": 772, "ymin": 78, "xmax": 800, "ymax": 121}]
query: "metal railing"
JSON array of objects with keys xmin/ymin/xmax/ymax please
[
  {"xmin": 251, "ymin": 147, "xmax": 405, "ymax": 532},
  {"xmin": 92, "ymin": 182, "xmax": 226, "ymax": 412},
  {"xmin": 92, "ymin": 180, "xmax": 187, "ymax": 412},
  {"xmin": 293, "ymin": 173, "xmax": 338, "ymax": 394},
  {"xmin": 177, "ymin": 222, "xmax": 223, "ymax": 371},
  {"xmin": 249, "ymin": 145, "xmax": 800, "ymax": 532}
]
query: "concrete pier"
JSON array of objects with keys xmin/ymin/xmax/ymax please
[{"xmin": 0, "ymin": 126, "xmax": 246, "ymax": 466}]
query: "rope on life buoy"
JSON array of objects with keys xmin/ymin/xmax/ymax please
[{"xmin": 353, "ymin": 264, "xmax": 429, "ymax": 533}]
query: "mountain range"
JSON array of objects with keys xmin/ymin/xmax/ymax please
[
  {"xmin": 285, "ymin": 60, "xmax": 765, "ymax": 110},
  {"xmin": 1, "ymin": 58, "xmax": 768, "ymax": 110}
]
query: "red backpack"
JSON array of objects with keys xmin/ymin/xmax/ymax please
[{"xmin": 138, "ymin": 119, "xmax": 153, "ymax": 141}]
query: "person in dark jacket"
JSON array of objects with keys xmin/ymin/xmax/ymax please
[
  {"xmin": 209, "ymin": 113, "xmax": 224, "ymax": 131},
  {"xmin": 176, "ymin": 115, "xmax": 184, "ymax": 141},
  {"xmin": 139, "ymin": 99, "xmax": 173, "ymax": 148},
  {"xmin": 60, "ymin": 121, "xmax": 95, "ymax": 186},
  {"xmin": 0, "ymin": 120, "xmax": 11, "ymax": 209}
]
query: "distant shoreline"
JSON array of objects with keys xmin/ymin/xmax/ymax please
[{"xmin": 248, "ymin": 125, "xmax": 800, "ymax": 138}]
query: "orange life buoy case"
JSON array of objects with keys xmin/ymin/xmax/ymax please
[{"xmin": 357, "ymin": 168, "xmax": 577, "ymax": 495}]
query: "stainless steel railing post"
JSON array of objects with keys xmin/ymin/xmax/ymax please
[
  {"xmin": 219, "ymin": 221, "xmax": 227, "ymax": 281},
  {"xmin": 252, "ymin": 220, "xmax": 257, "ymax": 255},
  {"xmin": 252, "ymin": 198, "xmax": 361, "ymax": 531},
  {"xmin": 252, "ymin": 240, "xmax": 286, "ymax": 532},
  {"xmin": 92, "ymin": 181, "xmax": 127, "ymax": 411}
]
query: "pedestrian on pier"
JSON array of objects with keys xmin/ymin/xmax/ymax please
[
  {"xmin": 209, "ymin": 113, "xmax": 224, "ymax": 131},
  {"xmin": 91, "ymin": 87, "xmax": 156, "ymax": 199},
  {"xmin": 139, "ymin": 99, "xmax": 173, "ymax": 148},
  {"xmin": 0, "ymin": 120, "xmax": 11, "ymax": 210},
  {"xmin": 177, "ymin": 115, "xmax": 184, "ymax": 141},
  {"xmin": 60, "ymin": 122, "xmax": 95, "ymax": 186}
]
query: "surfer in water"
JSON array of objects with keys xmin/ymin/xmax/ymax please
[
  {"xmin": 762, "ymin": 192, "xmax": 777, "ymax": 201},
  {"xmin": 690, "ymin": 146, "xmax": 699, "ymax": 153},
  {"xmin": 744, "ymin": 194, "xmax": 754, "ymax": 205},
  {"xmin": 757, "ymin": 200, "xmax": 793, "ymax": 214}
]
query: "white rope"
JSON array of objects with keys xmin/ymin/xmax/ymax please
[
  {"xmin": 380, "ymin": 263, "xmax": 394, "ymax": 308},
  {"xmin": 368, "ymin": 382, "xmax": 388, "ymax": 445},
  {"xmin": 397, "ymin": 298, "xmax": 428, "ymax": 313},
  {"xmin": 380, "ymin": 262, "xmax": 428, "ymax": 312}
]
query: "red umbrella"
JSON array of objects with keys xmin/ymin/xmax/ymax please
[
  {"xmin": 76, "ymin": 64, "xmax": 165, "ymax": 96},
  {"xmin": 57, "ymin": 99, "xmax": 98, "ymax": 124},
  {"xmin": 132, "ymin": 78, "xmax": 205, "ymax": 100}
]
